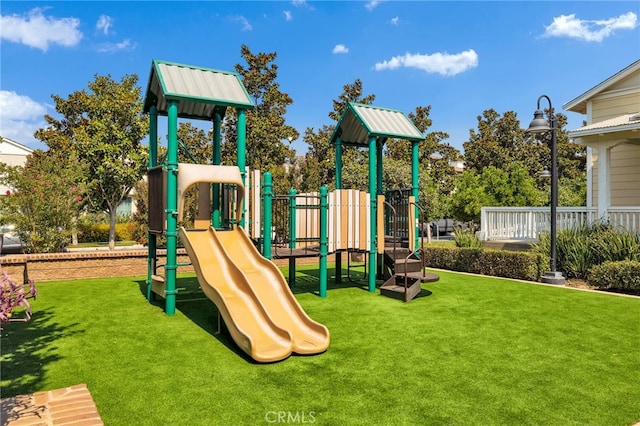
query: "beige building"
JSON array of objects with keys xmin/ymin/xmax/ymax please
[
  {"xmin": 563, "ymin": 60, "xmax": 640, "ymax": 219},
  {"xmin": 0, "ymin": 136, "xmax": 33, "ymax": 195}
]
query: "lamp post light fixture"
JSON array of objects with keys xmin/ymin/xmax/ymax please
[{"xmin": 527, "ymin": 95, "xmax": 565, "ymax": 285}]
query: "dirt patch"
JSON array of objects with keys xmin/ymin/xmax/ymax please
[{"xmin": 565, "ymin": 279, "xmax": 596, "ymax": 290}]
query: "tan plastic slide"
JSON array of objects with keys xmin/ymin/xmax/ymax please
[{"xmin": 179, "ymin": 226, "xmax": 330, "ymax": 363}]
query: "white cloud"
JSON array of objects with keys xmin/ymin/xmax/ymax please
[
  {"xmin": 0, "ymin": 91, "xmax": 47, "ymax": 147},
  {"xmin": 333, "ymin": 44, "xmax": 349, "ymax": 54},
  {"xmin": 96, "ymin": 15, "xmax": 113, "ymax": 35},
  {"xmin": 231, "ymin": 15, "xmax": 252, "ymax": 31},
  {"xmin": 292, "ymin": 0, "xmax": 307, "ymax": 7},
  {"xmin": 543, "ymin": 12, "xmax": 637, "ymax": 42},
  {"xmin": 97, "ymin": 39, "xmax": 135, "ymax": 53},
  {"xmin": 365, "ymin": 0, "xmax": 382, "ymax": 11},
  {"xmin": 390, "ymin": 16, "xmax": 399, "ymax": 26},
  {"xmin": 374, "ymin": 49, "xmax": 478, "ymax": 77},
  {"xmin": 0, "ymin": 8, "xmax": 82, "ymax": 51},
  {"xmin": 284, "ymin": 11, "xmax": 293, "ymax": 21}
]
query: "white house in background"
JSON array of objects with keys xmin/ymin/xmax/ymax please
[
  {"xmin": 563, "ymin": 59, "xmax": 640, "ymax": 219},
  {"xmin": 481, "ymin": 60, "xmax": 640, "ymax": 240},
  {"xmin": 0, "ymin": 136, "xmax": 33, "ymax": 195}
]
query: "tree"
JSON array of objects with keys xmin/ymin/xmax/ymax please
[
  {"xmin": 463, "ymin": 109, "xmax": 532, "ymax": 174},
  {"xmin": 222, "ymin": 45, "xmax": 298, "ymax": 172},
  {"xmin": 450, "ymin": 165, "xmax": 545, "ymax": 224},
  {"xmin": 35, "ymin": 74, "xmax": 148, "ymax": 250},
  {"xmin": 463, "ymin": 108, "xmax": 586, "ymax": 184},
  {"xmin": 461, "ymin": 108, "xmax": 586, "ymax": 215},
  {"xmin": 0, "ymin": 150, "xmax": 86, "ymax": 252}
]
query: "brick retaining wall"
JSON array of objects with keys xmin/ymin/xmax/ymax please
[
  {"xmin": 0, "ymin": 249, "xmax": 194, "ymax": 283},
  {"xmin": 0, "ymin": 249, "xmax": 328, "ymax": 283}
]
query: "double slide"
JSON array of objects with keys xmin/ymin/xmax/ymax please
[{"xmin": 179, "ymin": 226, "xmax": 330, "ymax": 363}]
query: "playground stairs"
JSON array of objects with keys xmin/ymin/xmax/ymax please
[{"xmin": 380, "ymin": 237, "xmax": 439, "ymax": 302}]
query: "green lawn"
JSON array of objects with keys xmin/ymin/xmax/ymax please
[{"xmin": 2, "ymin": 268, "xmax": 639, "ymax": 425}]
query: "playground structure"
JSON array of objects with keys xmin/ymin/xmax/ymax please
[{"xmin": 142, "ymin": 59, "xmax": 438, "ymax": 360}]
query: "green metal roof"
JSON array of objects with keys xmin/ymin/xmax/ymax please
[
  {"xmin": 329, "ymin": 102, "xmax": 424, "ymax": 146},
  {"xmin": 143, "ymin": 59, "xmax": 254, "ymax": 120}
]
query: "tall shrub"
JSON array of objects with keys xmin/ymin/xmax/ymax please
[{"xmin": 533, "ymin": 222, "xmax": 640, "ymax": 279}]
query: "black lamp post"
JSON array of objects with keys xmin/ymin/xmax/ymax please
[{"xmin": 527, "ymin": 95, "xmax": 565, "ymax": 285}]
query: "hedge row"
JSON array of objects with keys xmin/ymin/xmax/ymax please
[
  {"xmin": 423, "ymin": 247, "xmax": 544, "ymax": 282},
  {"xmin": 77, "ymin": 223, "xmax": 138, "ymax": 243},
  {"xmin": 587, "ymin": 260, "xmax": 640, "ymax": 291}
]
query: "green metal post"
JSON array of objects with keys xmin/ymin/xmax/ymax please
[
  {"xmin": 368, "ymin": 136, "xmax": 377, "ymax": 293},
  {"xmin": 335, "ymin": 137, "xmax": 343, "ymax": 189},
  {"xmin": 165, "ymin": 101, "xmax": 179, "ymax": 315},
  {"xmin": 376, "ymin": 138, "xmax": 384, "ymax": 196},
  {"xmin": 212, "ymin": 112, "xmax": 222, "ymax": 228},
  {"xmin": 334, "ymin": 137, "xmax": 342, "ymax": 284},
  {"xmin": 237, "ymin": 109, "xmax": 247, "ymax": 228},
  {"xmin": 412, "ymin": 140, "xmax": 420, "ymax": 249},
  {"xmin": 146, "ymin": 106, "xmax": 158, "ymax": 302},
  {"xmin": 288, "ymin": 188, "xmax": 296, "ymax": 287},
  {"xmin": 319, "ymin": 186, "xmax": 328, "ymax": 298},
  {"xmin": 263, "ymin": 172, "xmax": 273, "ymax": 260}
]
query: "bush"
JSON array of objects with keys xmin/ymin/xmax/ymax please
[
  {"xmin": 77, "ymin": 222, "xmax": 137, "ymax": 243},
  {"xmin": 424, "ymin": 246, "xmax": 543, "ymax": 281},
  {"xmin": 587, "ymin": 260, "xmax": 640, "ymax": 291},
  {"xmin": 453, "ymin": 227, "xmax": 482, "ymax": 248},
  {"xmin": 77, "ymin": 223, "xmax": 110, "ymax": 243},
  {"xmin": 1, "ymin": 267, "xmax": 37, "ymax": 328},
  {"xmin": 115, "ymin": 223, "xmax": 136, "ymax": 242},
  {"xmin": 532, "ymin": 223, "xmax": 640, "ymax": 279}
]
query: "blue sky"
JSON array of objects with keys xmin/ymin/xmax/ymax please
[{"xmin": 1, "ymin": 1, "xmax": 638, "ymax": 155}]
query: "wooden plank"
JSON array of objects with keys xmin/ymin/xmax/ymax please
[
  {"xmin": 359, "ymin": 191, "xmax": 367, "ymax": 250},
  {"xmin": 365, "ymin": 193, "xmax": 371, "ymax": 250},
  {"xmin": 250, "ymin": 170, "xmax": 261, "ymax": 239},
  {"xmin": 347, "ymin": 190, "xmax": 355, "ymax": 249},
  {"xmin": 328, "ymin": 191, "xmax": 335, "ymax": 253},
  {"xmin": 340, "ymin": 190, "xmax": 349, "ymax": 250}
]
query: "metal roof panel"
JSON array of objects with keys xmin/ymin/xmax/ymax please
[
  {"xmin": 144, "ymin": 60, "xmax": 253, "ymax": 120},
  {"xmin": 330, "ymin": 103, "xmax": 424, "ymax": 146}
]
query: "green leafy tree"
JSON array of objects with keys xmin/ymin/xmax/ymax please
[
  {"xmin": 34, "ymin": 74, "xmax": 148, "ymax": 250},
  {"xmin": 450, "ymin": 165, "xmax": 545, "ymax": 224},
  {"xmin": 222, "ymin": 45, "xmax": 298, "ymax": 173},
  {"xmin": 0, "ymin": 150, "xmax": 86, "ymax": 252},
  {"xmin": 177, "ymin": 122, "xmax": 212, "ymax": 164},
  {"xmin": 464, "ymin": 108, "xmax": 585, "ymax": 186},
  {"xmin": 463, "ymin": 109, "xmax": 532, "ymax": 174}
]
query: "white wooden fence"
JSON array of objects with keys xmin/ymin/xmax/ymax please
[{"xmin": 480, "ymin": 206, "xmax": 640, "ymax": 240}]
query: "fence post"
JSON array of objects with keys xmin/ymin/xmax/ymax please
[
  {"xmin": 262, "ymin": 173, "xmax": 272, "ymax": 260},
  {"xmin": 480, "ymin": 207, "xmax": 488, "ymax": 241},
  {"xmin": 289, "ymin": 188, "xmax": 297, "ymax": 287},
  {"xmin": 319, "ymin": 186, "xmax": 328, "ymax": 298}
]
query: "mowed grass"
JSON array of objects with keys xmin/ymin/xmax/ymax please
[{"xmin": 2, "ymin": 268, "xmax": 639, "ymax": 425}]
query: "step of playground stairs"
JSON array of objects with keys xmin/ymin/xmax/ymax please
[
  {"xmin": 393, "ymin": 258, "xmax": 424, "ymax": 274},
  {"xmin": 395, "ymin": 270, "xmax": 440, "ymax": 283},
  {"xmin": 380, "ymin": 276, "xmax": 423, "ymax": 302},
  {"xmin": 383, "ymin": 235, "xmax": 410, "ymax": 248},
  {"xmin": 384, "ymin": 247, "xmax": 413, "ymax": 259}
]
